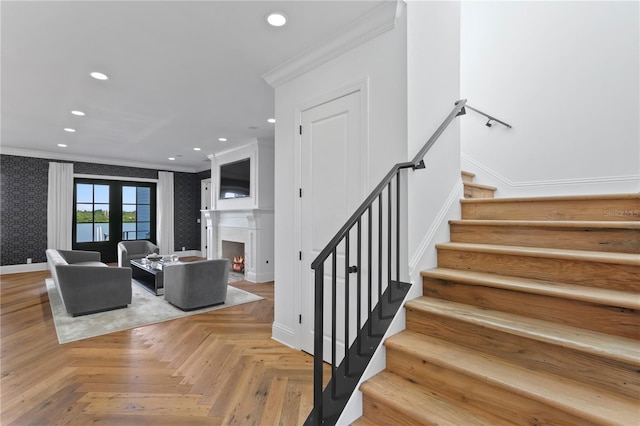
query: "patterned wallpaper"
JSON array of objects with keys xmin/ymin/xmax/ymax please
[
  {"xmin": 0, "ymin": 155, "xmax": 50, "ymax": 266},
  {"xmin": 0, "ymin": 154, "xmax": 210, "ymax": 266},
  {"xmin": 174, "ymin": 172, "xmax": 201, "ymax": 252}
]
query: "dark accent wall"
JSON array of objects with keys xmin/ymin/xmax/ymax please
[
  {"xmin": 174, "ymin": 172, "xmax": 200, "ymax": 252},
  {"xmin": 0, "ymin": 155, "xmax": 50, "ymax": 266},
  {"xmin": 0, "ymin": 154, "xmax": 209, "ymax": 266}
]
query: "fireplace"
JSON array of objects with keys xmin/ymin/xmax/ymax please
[
  {"xmin": 201, "ymin": 208, "xmax": 273, "ymax": 283},
  {"xmin": 222, "ymin": 240, "xmax": 244, "ymax": 273}
]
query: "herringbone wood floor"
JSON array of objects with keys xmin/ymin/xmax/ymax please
[{"xmin": 1, "ymin": 270, "xmax": 327, "ymax": 425}]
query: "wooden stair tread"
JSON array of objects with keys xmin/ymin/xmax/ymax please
[
  {"xmin": 461, "ymin": 170, "xmax": 476, "ymax": 179},
  {"xmin": 385, "ymin": 331, "xmax": 639, "ymax": 425},
  {"xmin": 359, "ymin": 371, "xmax": 508, "ymax": 425},
  {"xmin": 463, "ymin": 181, "xmax": 497, "ymax": 191},
  {"xmin": 405, "ymin": 297, "xmax": 640, "ymax": 366},
  {"xmin": 421, "ymin": 267, "xmax": 640, "ymax": 310},
  {"xmin": 449, "ymin": 219, "xmax": 640, "ymax": 229},
  {"xmin": 461, "ymin": 193, "xmax": 640, "ymax": 204},
  {"xmin": 436, "ymin": 242, "xmax": 640, "ymax": 266}
]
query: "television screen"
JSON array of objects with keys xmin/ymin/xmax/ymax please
[{"xmin": 219, "ymin": 158, "xmax": 250, "ymax": 199}]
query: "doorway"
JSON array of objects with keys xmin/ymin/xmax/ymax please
[
  {"xmin": 72, "ymin": 179, "xmax": 156, "ymax": 263},
  {"xmin": 299, "ymin": 90, "xmax": 366, "ymax": 359}
]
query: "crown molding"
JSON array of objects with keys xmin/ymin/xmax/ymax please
[
  {"xmin": 0, "ymin": 147, "xmax": 201, "ymax": 173},
  {"xmin": 263, "ymin": 0, "xmax": 404, "ymax": 88}
]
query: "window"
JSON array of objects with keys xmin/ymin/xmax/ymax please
[
  {"xmin": 122, "ymin": 186, "xmax": 152, "ymax": 240},
  {"xmin": 73, "ymin": 179, "xmax": 156, "ymax": 262},
  {"xmin": 75, "ymin": 183, "xmax": 110, "ymax": 242}
]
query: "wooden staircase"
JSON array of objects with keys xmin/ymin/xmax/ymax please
[
  {"xmin": 352, "ymin": 173, "xmax": 640, "ymax": 425},
  {"xmin": 462, "ymin": 170, "xmax": 497, "ymax": 199}
]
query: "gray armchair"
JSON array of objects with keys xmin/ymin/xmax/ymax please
[
  {"xmin": 163, "ymin": 259, "xmax": 230, "ymax": 310},
  {"xmin": 117, "ymin": 240, "xmax": 160, "ymax": 267}
]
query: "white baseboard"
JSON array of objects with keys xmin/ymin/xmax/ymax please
[
  {"xmin": 245, "ymin": 271, "xmax": 275, "ymax": 283},
  {"xmin": 462, "ymin": 153, "xmax": 640, "ymax": 197},
  {"xmin": 271, "ymin": 322, "xmax": 296, "ymax": 349},
  {"xmin": 175, "ymin": 249, "xmax": 202, "ymax": 258},
  {"xmin": 0, "ymin": 262, "xmax": 48, "ymax": 275}
]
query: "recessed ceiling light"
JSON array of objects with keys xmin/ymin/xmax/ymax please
[
  {"xmin": 168, "ymin": 157, "xmax": 176, "ymax": 161},
  {"xmin": 193, "ymin": 147, "xmax": 201, "ymax": 151},
  {"xmin": 90, "ymin": 71, "xmax": 109, "ymax": 80},
  {"xmin": 63, "ymin": 128, "xmax": 76, "ymax": 133},
  {"xmin": 57, "ymin": 144, "xmax": 67, "ymax": 148},
  {"xmin": 71, "ymin": 110, "xmax": 86, "ymax": 116},
  {"xmin": 218, "ymin": 137, "xmax": 228, "ymax": 142},
  {"xmin": 267, "ymin": 118, "xmax": 276, "ymax": 124},
  {"xmin": 266, "ymin": 12, "xmax": 287, "ymax": 27}
]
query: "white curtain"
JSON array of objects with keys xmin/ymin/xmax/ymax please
[
  {"xmin": 157, "ymin": 171, "xmax": 175, "ymax": 254},
  {"xmin": 47, "ymin": 162, "xmax": 74, "ymax": 250}
]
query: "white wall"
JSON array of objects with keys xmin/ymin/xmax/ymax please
[
  {"xmin": 272, "ymin": 6, "xmax": 408, "ymax": 350},
  {"xmin": 406, "ymin": 0, "xmax": 462, "ymax": 292},
  {"xmin": 461, "ymin": 1, "xmax": 640, "ymax": 197},
  {"xmin": 339, "ymin": 2, "xmax": 463, "ymax": 423}
]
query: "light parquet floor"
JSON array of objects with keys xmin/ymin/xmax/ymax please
[{"xmin": 1, "ymin": 270, "xmax": 328, "ymax": 425}]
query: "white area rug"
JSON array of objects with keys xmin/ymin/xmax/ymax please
[{"xmin": 46, "ymin": 278, "xmax": 262, "ymax": 344}]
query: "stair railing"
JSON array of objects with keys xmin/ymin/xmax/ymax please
[
  {"xmin": 304, "ymin": 99, "xmax": 466, "ymax": 425},
  {"xmin": 305, "ymin": 99, "xmax": 511, "ymax": 425}
]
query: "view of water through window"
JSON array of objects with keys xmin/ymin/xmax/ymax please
[
  {"xmin": 76, "ymin": 183, "xmax": 110, "ymax": 242},
  {"xmin": 74, "ymin": 182, "xmax": 153, "ymax": 244}
]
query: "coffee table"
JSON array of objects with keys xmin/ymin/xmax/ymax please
[{"xmin": 130, "ymin": 258, "xmax": 165, "ymax": 296}]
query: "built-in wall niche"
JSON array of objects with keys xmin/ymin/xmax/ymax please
[{"xmin": 209, "ymin": 140, "xmax": 274, "ymax": 211}]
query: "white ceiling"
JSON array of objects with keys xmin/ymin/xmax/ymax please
[{"xmin": 1, "ymin": 0, "xmax": 385, "ymax": 172}]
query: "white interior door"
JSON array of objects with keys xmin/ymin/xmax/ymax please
[{"xmin": 300, "ymin": 90, "xmax": 363, "ymax": 361}]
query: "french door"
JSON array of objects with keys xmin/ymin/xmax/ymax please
[{"xmin": 72, "ymin": 178, "xmax": 156, "ymax": 263}]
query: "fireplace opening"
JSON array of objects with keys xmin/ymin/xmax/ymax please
[{"xmin": 221, "ymin": 240, "xmax": 245, "ymax": 274}]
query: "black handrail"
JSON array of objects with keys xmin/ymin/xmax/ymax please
[{"xmin": 306, "ymin": 99, "xmax": 469, "ymax": 426}]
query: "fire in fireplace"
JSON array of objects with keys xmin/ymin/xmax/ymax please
[
  {"xmin": 222, "ymin": 240, "xmax": 245, "ymax": 274},
  {"xmin": 232, "ymin": 256, "xmax": 245, "ymax": 273}
]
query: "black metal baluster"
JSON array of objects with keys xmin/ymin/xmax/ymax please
[
  {"xmin": 387, "ymin": 181, "xmax": 392, "ymax": 303},
  {"xmin": 331, "ymin": 248, "xmax": 337, "ymax": 399},
  {"xmin": 367, "ymin": 206, "xmax": 372, "ymax": 337},
  {"xmin": 356, "ymin": 218, "xmax": 362, "ymax": 356},
  {"xmin": 344, "ymin": 233, "xmax": 350, "ymax": 376},
  {"xmin": 312, "ymin": 263, "xmax": 324, "ymax": 426},
  {"xmin": 377, "ymin": 193, "xmax": 383, "ymax": 320},
  {"xmin": 396, "ymin": 171, "xmax": 401, "ymax": 288}
]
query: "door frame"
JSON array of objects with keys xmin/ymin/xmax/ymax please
[
  {"xmin": 293, "ymin": 78, "xmax": 370, "ymax": 351},
  {"xmin": 72, "ymin": 174, "xmax": 157, "ymax": 263}
]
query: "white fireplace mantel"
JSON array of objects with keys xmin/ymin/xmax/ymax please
[{"xmin": 202, "ymin": 208, "xmax": 274, "ymax": 283}]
